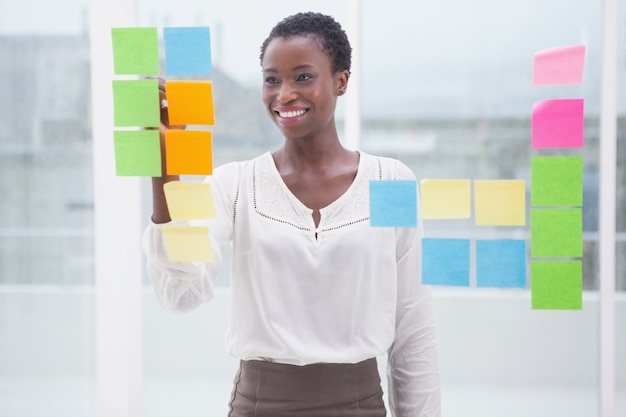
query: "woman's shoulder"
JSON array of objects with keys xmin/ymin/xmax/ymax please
[{"xmin": 359, "ymin": 151, "xmax": 416, "ymax": 181}]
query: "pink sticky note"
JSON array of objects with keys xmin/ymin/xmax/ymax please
[
  {"xmin": 531, "ymin": 99, "xmax": 584, "ymax": 149},
  {"xmin": 533, "ymin": 45, "xmax": 586, "ymax": 85}
]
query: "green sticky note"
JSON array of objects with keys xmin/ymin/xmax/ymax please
[
  {"xmin": 113, "ymin": 130, "xmax": 162, "ymax": 176},
  {"xmin": 112, "ymin": 79, "xmax": 160, "ymax": 127},
  {"xmin": 111, "ymin": 27, "xmax": 159, "ymax": 75},
  {"xmin": 531, "ymin": 260, "xmax": 582, "ymax": 310},
  {"xmin": 531, "ymin": 208, "xmax": 582, "ymax": 258},
  {"xmin": 531, "ymin": 156, "xmax": 583, "ymax": 207}
]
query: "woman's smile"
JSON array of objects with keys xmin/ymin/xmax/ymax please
[{"xmin": 273, "ymin": 106, "xmax": 310, "ymax": 124}]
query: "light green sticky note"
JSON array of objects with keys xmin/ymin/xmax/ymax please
[
  {"xmin": 531, "ymin": 208, "xmax": 582, "ymax": 258},
  {"xmin": 111, "ymin": 27, "xmax": 159, "ymax": 75},
  {"xmin": 531, "ymin": 156, "xmax": 583, "ymax": 207},
  {"xmin": 112, "ymin": 79, "xmax": 160, "ymax": 127},
  {"xmin": 113, "ymin": 130, "xmax": 162, "ymax": 176},
  {"xmin": 531, "ymin": 260, "xmax": 582, "ymax": 310}
]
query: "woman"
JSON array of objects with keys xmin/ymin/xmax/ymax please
[{"xmin": 144, "ymin": 11, "xmax": 440, "ymax": 417}]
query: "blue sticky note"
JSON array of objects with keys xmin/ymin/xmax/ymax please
[
  {"xmin": 422, "ymin": 238, "xmax": 470, "ymax": 286},
  {"xmin": 164, "ymin": 27, "xmax": 212, "ymax": 75},
  {"xmin": 369, "ymin": 180, "xmax": 418, "ymax": 227},
  {"xmin": 476, "ymin": 240, "xmax": 527, "ymax": 288}
]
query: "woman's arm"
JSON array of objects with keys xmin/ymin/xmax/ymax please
[
  {"xmin": 143, "ymin": 78, "xmax": 237, "ymax": 314},
  {"xmin": 387, "ymin": 226, "xmax": 441, "ymax": 417},
  {"xmin": 151, "ymin": 78, "xmax": 180, "ymax": 224}
]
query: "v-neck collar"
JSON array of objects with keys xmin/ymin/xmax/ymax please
[{"xmin": 253, "ymin": 151, "xmax": 375, "ymax": 233}]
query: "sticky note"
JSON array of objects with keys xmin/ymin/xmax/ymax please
[
  {"xmin": 474, "ymin": 180, "xmax": 526, "ymax": 226},
  {"xmin": 369, "ymin": 180, "xmax": 417, "ymax": 227},
  {"xmin": 165, "ymin": 81, "xmax": 215, "ymax": 126},
  {"xmin": 162, "ymin": 226, "xmax": 214, "ymax": 262},
  {"xmin": 113, "ymin": 130, "xmax": 162, "ymax": 176},
  {"xmin": 111, "ymin": 27, "xmax": 159, "ymax": 75},
  {"xmin": 112, "ymin": 79, "xmax": 160, "ymax": 127},
  {"xmin": 531, "ymin": 260, "xmax": 582, "ymax": 310},
  {"xmin": 531, "ymin": 99, "xmax": 584, "ymax": 149},
  {"xmin": 533, "ymin": 45, "xmax": 586, "ymax": 86},
  {"xmin": 531, "ymin": 208, "xmax": 582, "ymax": 258},
  {"xmin": 422, "ymin": 238, "xmax": 470, "ymax": 286},
  {"xmin": 531, "ymin": 156, "xmax": 583, "ymax": 207},
  {"xmin": 164, "ymin": 27, "xmax": 212, "ymax": 75},
  {"xmin": 420, "ymin": 179, "xmax": 471, "ymax": 219},
  {"xmin": 111, "ymin": 28, "xmax": 159, "ymax": 75},
  {"xmin": 476, "ymin": 240, "xmax": 527, "ymax": 288},
  {"xmin": 165, "ymin": 129, "xmax": 213, "ymax": 175},
  {"xmin": 164, "ymin": 181, "xmax": 217, "ymax": 220}
]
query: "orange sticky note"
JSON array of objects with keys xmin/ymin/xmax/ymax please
[
  {"xmin": 420, "ymin": 179, "xmax": 471, "ymax": 219},
  {"xmin": 162, "ymin": 226, "xmax": 214, "ymax": 262},
  {"xmin": 163, "ymin": 181, "xmax": 217, "ymax": 220},
  {"xmin": 165, "ymin": 80, "xmax": 215, "ymax": 125},
  {"xmin": 165, "ymin": 129, "xmax": 213, "ymax": 175},
  {"xmin": 474, "ymin": 180, "xmax": 526, "ymax": 226}
]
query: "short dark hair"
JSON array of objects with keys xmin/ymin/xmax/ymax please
[{"xmin": 259, "ymin": 12, "xmax": 352, "ymax": 74}]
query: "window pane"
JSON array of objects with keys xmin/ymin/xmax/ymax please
[
  {"xmin": 136, "ymin": 2, "xmax": 348, "ymax": 415},
  {"xmin": 617, "ymin": 1, "xmax": 626, "ymax": 415},
  {"xmin": 133, "ymin": 1, "xmax": 625, "ymax": 416},
  {"xmin": 0, "ymin": 0, "xmax": 95, "ymax": 415},
  {"xmin": 361, "ymin": 0, "xmax": 603, "ymax": 415}
]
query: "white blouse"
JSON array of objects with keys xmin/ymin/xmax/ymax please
[{"xmin": 143, "ymin": 151, "xmax": 441, "ymax": 416}]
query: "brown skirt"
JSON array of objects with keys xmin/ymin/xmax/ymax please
[{"xmin": 227, "ymin": 358, "xmax": 387, "ymax": 417}]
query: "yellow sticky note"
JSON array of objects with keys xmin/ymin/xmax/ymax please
[
  {"xmin": 164, "ymin": 181, "xmax": 217, "ymax": 220},
  {"xmin": 162, "ymin": 226, "xmax": 214, "ymax": 262},
  {"xmin": 474, "ymin": 180, "xmax": 526, "ymax": 226},
  {"xmin": 420, "ymin": 179, "xmax": 471, "ymax": 219},
  {"xmin": 165, "ymin": 80, "xmax": 215, "ymax": 126}
]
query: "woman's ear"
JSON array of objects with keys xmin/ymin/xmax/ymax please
[{"xmin": 336, "ymin": 70, "xmax": 350, "ymax": 96}]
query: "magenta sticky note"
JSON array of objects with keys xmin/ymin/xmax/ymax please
[
  {"xmin": 531, "ymin": 99, "xmax": 584, "ymax": 149},
  {"xmin": 533, "ymin": 45, "xmax": 585, "ymax": 85}
]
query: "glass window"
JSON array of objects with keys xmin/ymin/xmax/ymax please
[
  {"xmin": 616, "ymin": 2, "xmax": 626, "ymax": 415},
  {"xmin": 0, "ymin": 0, "xmax": 95, "ymax": 415},
  {"xmin": 136, "ymin": 2, "xmax": 349, "ymax": 415},
  {"xmin": 131, "ymin": 1, "xmax": 621, "ymax": 416},
  {"xmin": 360, "ymin": 0, "xmax": 604, "ymax": 416}
]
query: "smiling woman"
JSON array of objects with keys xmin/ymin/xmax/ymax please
[{"xmin": 143, "ymin": 11, "xmax": 440, "ymax": 417}]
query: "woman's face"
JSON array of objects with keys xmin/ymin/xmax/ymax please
[{"xmin": 261, "ymin": 36, "xmax": 348, "ymax": 141}]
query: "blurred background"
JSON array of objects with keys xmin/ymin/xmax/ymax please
[{"xmin": 0, "ymin": 0, "xmax": 624, "ymax": 416}]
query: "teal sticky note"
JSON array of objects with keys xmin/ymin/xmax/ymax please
[
  {"xmin": 113, "ymin": 130, "xmax": 162, "ymax": 176},
  {"xmin": 112, "ymin": 79, "xmax": 160, "ymax": 127},
  {"xmin": 164, "ymin": 27, "xmax": 212, "ymax": 75},
  {"xmin": 111, "ymin": 27, "xmax": 159, "ymax": 75},
  {"xmin": 369, "ymin": 180, "xmax": 417, "ymax": 227},
  {"xmin": 422, "ymin": 238, "xmax": 470, "ymax": 286},
  {"xmin": 531, "ymin": 208, "xmax": 583, "ymax": 258},
  {"xmin": 476, "ymin": 240, "xmax": 527, "ymax": 288},
  {"xmin": 531, "ymin": 156, "xmax": 583, "ymax": 207},
  {"xmin": 531, "ymin": 260, "xmax": 582, "ymax": 310}
]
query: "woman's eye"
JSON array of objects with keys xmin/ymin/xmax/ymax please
[
  {"xmin": 296, "ymin": 74, "xmax": 314, "ymax": 82},
  {"xmin": 264, "ymin": 76, "xmax": 279, "ymax": 84}
]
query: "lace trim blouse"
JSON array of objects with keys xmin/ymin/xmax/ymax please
[{"xmin": 143, "ymin": 151, "xmax": 441, "ymax": 416}]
